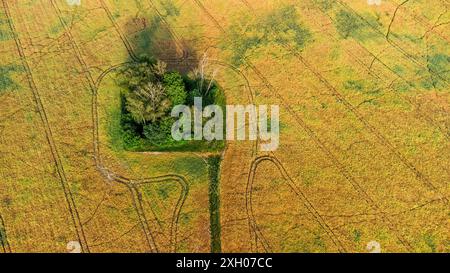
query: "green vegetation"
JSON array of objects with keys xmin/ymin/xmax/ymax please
[
  {"xmin": 207, "ymin": 155, "xmax": 222, "ymax": 253},
  {"xmin": 125, "ymin": 81, "xmax": 171, "ymax": 124},
  {"xmin": 343, "ymin": 80, "xmax": 364, "ymax": 92},
  {"xmin": 160, "ymin": 0, "xmax": 180, "ymax": 17},
  {"xmin": 314, "ymin": 0, "xmax": 336, "ymax": 11},
  {"xmin": 335, "ymin": 10, "xmax": 364, "ymax": 39},
  {"xmin": 173, "ymin": 156, "xmax": 207, "ymax": 181},
  {"xmin": 420, "ymin": 53, "xmax": 450, "ymax": 90},
  {"xmin": 164, "ymin": 72, "xmax": 188, "ymax": 106},
  {"xmin": 110, "ymin": 56, "xmax": 225, "ymax": 152},
  {"xmin": 353, "ymin": 229, "xmax": 362, "ymax": 243},
  {"xmin": 0, "ymin": 64, "xmax": 22, "ymax": 92},
  {"xmin": 225, "ymin": 5, "xmax": 311, "ymax": 65},
  {"xmin": 0, "ymin": 16, "xmax": 12, "ymax": 41},
  {"xmin": 335, "ymin": 10, "xmax": 383, "ymax": 40},
  {"xmin": 424, "ymin": 233, "xmax": 437, "ymax": 253}
]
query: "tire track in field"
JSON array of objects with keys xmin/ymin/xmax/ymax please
[
  {"xmin": 134, "ymin": 175, "xmax": 189, "ymax": 251},
  {"xmin": 0, "ymin": 214, "xmax": 11, "ymax": 253},
  {"xmin": 247, "ymin": 155, "xmax": 347, "ymax": 253},
  {"xmin": 192, "ymin": 0, "xmax": 414, "ymax": 252},
  {"xmin": 384, "ymin": 0, "xmax": 449, "ymax": 42},
  {"xmin": 386, "ymin": 0, "xmax": 411, "ymax": 39},
  {"xmin": 1, "ymin": 0, "xmax": 90, "ymax": 253}
]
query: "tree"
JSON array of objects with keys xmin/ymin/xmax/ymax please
[
  {"xmin": 118, "ymin": 60, "xmax": 157, "ymax": 91},
  {"xmin": 117, "ymin": 56, "xmax": 168, "ymax": 91},
  {"xmin": 152, "ymin": 59, "xmax": 167, "ymax": 79},
  {"xmin": 125, "ymin": 82, "xmax": 171, "ymax": 124},
  {"xmin": 163, "ymin": 71, "xmax": 187, "ymax": 106}
]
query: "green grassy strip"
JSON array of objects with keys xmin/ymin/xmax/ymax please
[{"xmin": 207, "ymin": 155, "xmax": 222, "ymax": 253}]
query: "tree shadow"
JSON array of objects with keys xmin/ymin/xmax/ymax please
[{"xmin": 123, "ymin": 12, "xmax": 199, "ymax": 75}]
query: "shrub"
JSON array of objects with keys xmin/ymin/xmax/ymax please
[
  {"xmin": 143, "ymin": 117, "xmax": 174, "ymax": 146},
  {"xmin": 163, "ymin": 72, "xmax": 187, "ymax": 106}
]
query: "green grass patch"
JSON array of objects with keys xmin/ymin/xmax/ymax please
[
  {"xmin": 173, "ymin": 156, "xmax": 207, "ymax": 181},
  {"xmin": 224, "ymin": 5, "xmax": 311, "ymax": 66},
  {"xmin": 314, "ymin": 0, "xmax": 336, "ymax": 11},
  {"xmin": 0, "ymin": 64, "xmax": 23, "ymax": 92},
  {"xmin": 424, "ymin": 232, "xmax": 437, "ymax": 253},
  {"xmin": 419, "ymin": 53, "xmax": 450, "ymax": 91},
  {"xmin": 353, "ymin": 229, "xmax": 362, "ymax": 243},
  {"xmin": 335, "ymin": 10, "xmax": 383, "ymax": 41},
  {"xmin": 0, "ymin": 16, "xmax": 13, "ymax": 41}
]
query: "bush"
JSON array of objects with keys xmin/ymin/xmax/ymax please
[
  {"xmin": 163, "ymin": 72, "xmax": 187, "ymax": 106},
  {"xmin": 186, "ymin": 88, "xmax": 202, "ymax": 106},
  {"xmin": 143, "ymin": 117, "xmax": 174, "ymax": 146},
  {"xmin": 121, "ymin": 113, "xmax": 144, "ymax": 149}
]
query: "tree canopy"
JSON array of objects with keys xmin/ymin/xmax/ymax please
[{"xmin": 125, "ymin": 81, "xmax": 171, "ymax": 124}]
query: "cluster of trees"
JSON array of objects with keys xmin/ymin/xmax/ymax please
[{"xmin": 117, "ymin": 56, "xmax": 222, "ymax": 151}]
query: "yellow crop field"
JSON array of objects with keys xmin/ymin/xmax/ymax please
[{"xmin": 0, "ymin": 0, "xmax": 448, "ymax": 254}]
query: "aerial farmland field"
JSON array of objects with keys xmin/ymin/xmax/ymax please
[{"xmin": 0, "ymin": 0, "xmax": 448, "ymax": 255}]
